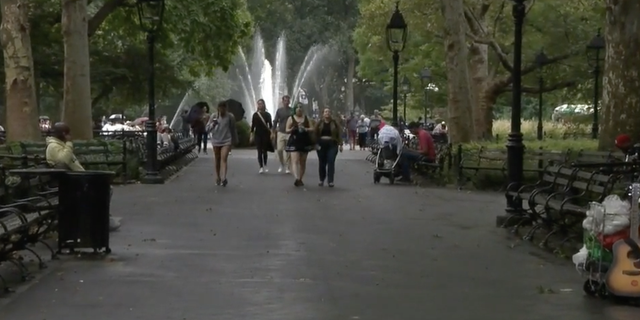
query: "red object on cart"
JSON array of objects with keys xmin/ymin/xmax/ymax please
[{"xmin": 598, "ymin": 226, "xmax": 640, "ymax": 250}]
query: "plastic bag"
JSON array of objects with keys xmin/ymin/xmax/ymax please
[
  {"xmin": 572, "ymin": 245, "xmax": 588, "ymax": 267},
  {"xmin": 582, "ymin": 197, "xmax": 630, "ymax": 235}
]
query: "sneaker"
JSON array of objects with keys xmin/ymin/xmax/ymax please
[
  {"xmin": 259, "ymin": 167, "xmax": 264, "ymax": 174},
  {"xmin": 285, "ymin": 169, "xmax": 291, "ymax": 174},
  {"xmin": 328, "ymin": 182, "xmax": 335, "ymax": 188},
  {"xmin": 264, "ymin": 167, "xmax": 269, "ymax": 173},
  {"xmin": 109, "ymin": 216, "xmax": 121, "ymax": 232},
  {"xmin": 318, "ymin": 181, "xmax": 324, "ymax": 186},
  {"xmin": 278, "ymin": 166, "xmax": 284, "ymax": 173}
]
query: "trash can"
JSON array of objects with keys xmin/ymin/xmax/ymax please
[{"xmin": 58, "ymin": 170, "xmax": 115, "ymax": 254}]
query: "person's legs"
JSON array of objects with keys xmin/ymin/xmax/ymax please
[
  {"xmin": 276, "ymin": 132, "xmax": 288, "ymax": 172},
  {"xmin": 317, "ymin": 144, "xmax": 328, "ymax": 183},
  {"xmin": 326, "ymin": 143, "xmax": 339, "ymax": 184},
  {"xmin": 257, "ymin": 146, "xmax": 265, "ymax": 168},
  {"xmin": 201, "ymin": 132, "xmax": 208, "ymax": 154},
  {"xmin": 400, "ymin": 149, "xmax": 421, "ymax": 181},
  {"xmin": 262, "ymin": 149, "xmax": 268, "ymax": 167},
  {"xmin": 213, "ymin": 146, "xmax": 222, "ymax": 182},
  {"xmin": 220, "ymin": 145, "xmax": 231, "ymax": 185},
  {"xmin": 299, "ymin": 152, "xmax": 308, "ymax": 182},
  {"xmin": 290, "ymin": 152, "xmax": 300, "ymax": 180},
  {"xmin": 196, "ymin": 133, "xmax": 203, "ymax": 153},
  {"xmin": 358, "ymin": 132, "xmax": 367, "ymax": 149},
  {"xmin": 349, "ymin": 130, "xmax": 356, "ymax": 149}
]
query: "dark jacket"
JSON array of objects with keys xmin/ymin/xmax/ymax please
[{"xmin": 314, "ymin": 118, "xmax": 343, "ymax": 145}]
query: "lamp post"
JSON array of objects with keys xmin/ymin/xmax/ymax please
[
  {"xmin": 136, "ymin": 0, "xmax": 165, "ymax": 184},
  {"xmin": 419, "ymin": 68, "xmax": 431, "ymax": 122},
  {"xmin": 503, "ymin": 0, "xmax": 526, "ymax": 220},
  {"xmin": 587, "ymin": 29, "xmax": 605, "ymax": 140},
  {"xmin": 386, "ymin": 2, "xmax": 407, "ymax": 127},
  {"xmin": 401, "ymin": 75, "xmax": 410, "ymax": 120},
  {"xmin": 535, "ymin": 49, "xmax": 549, "ymax": 141}
]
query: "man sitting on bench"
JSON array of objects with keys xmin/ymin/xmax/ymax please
[
  {"xmin": 46, "ymin": 122, "xmax": 121, "ymax": 231},
  {"xmin": 399, "ymin": 122, "xmax": 436, "ymax": 182}
]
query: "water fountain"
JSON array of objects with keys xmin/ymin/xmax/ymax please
[{"xmin": 233, "ymin": 32, "xmax": 329, "ymax": 117}]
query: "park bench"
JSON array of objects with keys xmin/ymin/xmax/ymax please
[
  {"xmin": 525, "ymin": 149, "xmax": 569, "ymax": 177},
  {"xmin": 412, "ymin": 143, "xmax": 453, "ymax": 184},
  {"xmin": 503, "ymin": 165, "xmax": 577, "ymax": 230},
  {"xmin": 0, "ymin": 172, "xmax": 59, "ymax": 292},
  {"xmin": 18, "ymin": 141, "xmax": 129, "ymax": 181},
  {"xmin": 527, "ymin": 169, "xmax": 614, "ymax": 250},
  {"xmin": 457, "ymin": 146, "xmax": 507, "ymax": 188}
]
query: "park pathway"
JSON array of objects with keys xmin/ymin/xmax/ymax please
[{"xmin": 0, "ymin": 149, "xmax": 636, "ymax": 319}]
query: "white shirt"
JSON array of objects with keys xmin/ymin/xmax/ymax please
[
  {"xmin": 433, "ymin": 124, "xmax": 447, "ymax": 134},
  {"xmin": 377, "ymin": 125, "xmax": 403, "ymax": 153}
]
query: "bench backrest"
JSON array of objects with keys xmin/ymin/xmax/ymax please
[
  {"xmin": 574, "ymin": 150, "xmax": 616, "ymax": 164},
  {"xmin": 477, "ymin": 147, "xmax": 507, "ymax": 161},
  {"xmin": 529, "ymin": 149, "xmax": 569, "ymax": 165},
  {"xmin": 541, "ymin": 165, "xmax": 575, "ymax": 185},
  {"xmin": 569, "ymin": 170, "xmax": 614, "ymax": 201}
]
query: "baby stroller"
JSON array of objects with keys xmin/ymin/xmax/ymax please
[{"xmin": 373, "ymin": 142, "xmax": 403, "ymax": 184}]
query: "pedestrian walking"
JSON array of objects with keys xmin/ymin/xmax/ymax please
[
  {"xmin": 207, "ymin": 101, "xmax": 238, "ymax": 186},
  {"xmin": 250, "ymin": 99, "xmax": 274, "ymax": 173},
  {"xmin": 314, "ymin": 108, "xmax": 342, "ymax": 187},
  {"xmin": 285, "ymin": 105, "xmax": 314, "ymax": 186},
  {"xmin": 272, "ymin": 95, "xmax": 293, "ymax": 173}
]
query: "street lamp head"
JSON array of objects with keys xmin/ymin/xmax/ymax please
[
  {"xmin": 535, "ymin": 49, "xmax": 549, "ymax": 69},
  {"xmin": 420, "ymin": 68, "xmax": 431, "ymax": 80},
  {"xmin": 136, "ymin": 0, "xmax": 165, "ymax": 33},
  {"xmin": 401, "ymin": 75, "xmax": 411, "ymax": 93},
  {"xmin": 386, "ymin": 2, "xmax": 408, "ymax": 53},
  {"xmin": 586, "ymin": 29, "xmax": 605, "ymax": 65}
]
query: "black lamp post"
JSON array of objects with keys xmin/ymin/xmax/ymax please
[
  {"xmin": 386, "ymin": 2, "xmax": 407, "ymax": 127},
  {"xmin": 535, "ymin": 49, "xmax": 549, "ymax": 141},
  {"xmin": 419, "ymin": 68, "xmax": 431, "ymax": 122},
  {"xmin": 503, "ymin": 0, "xmax": 526, "ymax": 220},
  {"xmin": 587, "ymin": 29, "xmax": 605, "ymax": 140},
  {"xmin": 401, "ymin": 75, "xmax": 410, "ymax": 120},
  {"xmin": 136, "ymin": 0, "xmax": 165, "ymax": 184}
]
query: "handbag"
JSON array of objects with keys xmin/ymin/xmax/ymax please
[{"xmin": 255, "ymin": 112, "xmax": 275, "ymax": 152}]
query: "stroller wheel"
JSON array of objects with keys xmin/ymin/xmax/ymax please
[{"xmin": 582, "ymin": 280, "xmax": 598, "ymax": 297}]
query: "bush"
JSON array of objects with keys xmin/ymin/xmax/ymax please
[{"xmin": 236, "ymin": 121, "xmax": 251, "ymax": 148}]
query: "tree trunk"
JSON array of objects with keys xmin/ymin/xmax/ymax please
[
  {"xmin": 478, "ymin": 87, "xmax": 498, "ymax": 139},
  {"xmin": 62, "ymin": 0, "xmax": 93, "ymax": 140},
  {"xmin": 345, "ymin": 51, "xmax": 355, "ymax": 114},
  {"xmin": 441, "ymin": 0, "xmax": 474, "ymax": 144},
  {"xmin": 0, "ymin": 0, "xmax": 41, "ymax": 141},
  {"xmin": 598, "ymin": 0, "xmax": 640, "ymax": 150},
  {"xmin": 469, "ymin": 42, "xmax": 490, "ymax": 139}
]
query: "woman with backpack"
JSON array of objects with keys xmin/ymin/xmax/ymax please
[
  {"xmin": 250, "ymin": 99, "xmax": 274, "ymax": 173},
  {"xmin": 285, "ymin": 104, "xmax": 314, "ymax": 187}
]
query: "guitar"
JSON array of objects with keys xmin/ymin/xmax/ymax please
[{"xmin": 606, "ymin": 183, "xmax": 640, "ymax": 297}]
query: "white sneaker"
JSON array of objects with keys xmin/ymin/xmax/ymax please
[
  {"xmin": 278, "ymin": 166, "xmax": 284, "ymax": 173},
  {"xmin": 264, "ymin": 167, "xmax": 269, "ymax": 173},
  {"xmin": 259, "ymin": 167, "xmax": 264, "ymax": 174},
  {"xmin": 285, "ymin": 169, "xmax": 291, "ymax": 174}
]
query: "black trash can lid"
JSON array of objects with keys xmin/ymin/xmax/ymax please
[{"xmin": 65, "ymin": 170, "xmax": 116, "ymax": 176}]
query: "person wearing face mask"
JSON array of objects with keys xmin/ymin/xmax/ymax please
[{"xmin": 314, "ymin": 108, "xmax": 343, "ymax": 187}]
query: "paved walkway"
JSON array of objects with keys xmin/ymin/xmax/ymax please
[{"xmin": 0, "ymin": 148, "xmax": 636, "ymax": 319}]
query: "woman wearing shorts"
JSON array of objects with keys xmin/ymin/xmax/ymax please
[
  {"xmin": 285, "ymin": 105, "xmax": 314, "ymax": 187},
  {"xmin": 207, "ymin": 101, "xmax": 238, "ymax": 186}
]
